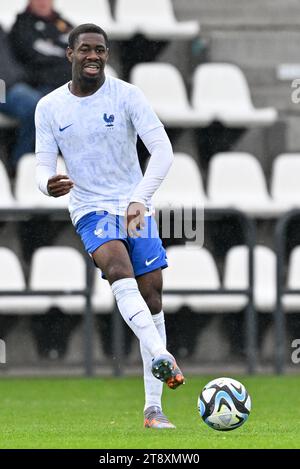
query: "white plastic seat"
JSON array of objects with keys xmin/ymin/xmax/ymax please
[
  {"xmin": 0, "ymin": 0, "xmax": 27, "ymax": 30},
  {"xmin": 15, "ymin": 153, "xmax": 69, "ymax": 208},
  {"xmin": 29, "ymin": 247, "xmax": 86, "ymax": 313},
  {"xmin": 130, "ymin": 63, "xmax": 210, "ymax": 127},
  {"xmin": 153, "ymin": 153, "xmax": 207, "ymax": 209},
  {"xmin": 282, "ymin": 247, "xmax": 300, "ymax": 312},
  {"xmin": 92, "ymin": 271, "xmax": 115, "ymax": 313},
  {"xmin": 115, "ymin": 0, "xmax": 199, "ymax": 40},
  {"xmin": 224, "ymin": 245, "xmax": 276, "ymax": 312},
  {"xmin": 55, "ymin": 0, "xmax": 133, "ymax": 39},
  {"xmin": 271, "ymin": 154, "xmax": 300, "ymax": 211},
  {"xmin": 0, "ymin": 247, "xmax": 49, "ymax": 314},
  {"xmin": 163, "ymin": 245, "xmax": 246, "ymax": 313},
  {"xmin": 0, "ymin": 160, "xmax": 15, "ymax": 207},
  {"xmin": 192, "ymin": 63, "xmax": 277, "ymax": 128},
  {"xmin": 207, "ymin": 152, "xmax": 279, "ymax": 218},
  {"xmin": 0, "ymin": 247, "xmax": 26, "ymax": 313}
]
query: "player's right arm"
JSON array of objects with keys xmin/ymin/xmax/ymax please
[{"xmin": 35, "ymin": 99, "xmax": 73, "ymax": 197}]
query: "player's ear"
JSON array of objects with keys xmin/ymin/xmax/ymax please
[{"xmin": 66, "ymin": 46, "xmax": 73, "ymax": 63}]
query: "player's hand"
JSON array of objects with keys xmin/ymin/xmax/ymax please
[
  {"xmin": 126, "ymin": 202, "xmax": 146, "ymax": 238},
  {"xmin": 47, "ymin": 174, "xmax": 74, "ymax": 197}
]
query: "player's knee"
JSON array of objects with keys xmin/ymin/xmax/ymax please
[
  {"xmin": 106, "ymin": 263, "xmax": 133, "ymax": 284},
  {"xmin": 143, "ymin": 290, "xmax": 162, "ymax": 315}
]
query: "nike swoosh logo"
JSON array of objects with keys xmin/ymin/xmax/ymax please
[
  {"xmin": 94, "ymin": 228, "xmax": 103, "ymax": 237},
  {"xmin": 145, "ymin": 256, "xmax": 159, "ymax": 267},
  {"xmin": 59, "ymin": 124, "xmax": 73, "ymax": 132},
  {"xmin": 129, "ymin": 310, "xmax": 143, "ymax": 321}
]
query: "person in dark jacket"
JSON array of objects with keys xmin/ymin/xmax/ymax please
[
  {"xmin": 0, "ymin": 25, "xmax": 44, "ymax": 173},
  {"xmin": 9, "ymin": 0, "xmax": 73, "ymax": 90}
]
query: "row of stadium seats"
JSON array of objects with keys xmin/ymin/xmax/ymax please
[
  {"xmin": 2, "ymin": 152, "xmax": 300, "ymax": 218},
  {"xmin": 1, "ymin": 243, "xmax": 300, "ymax": 315},
  {"xmin": 1, "ymin": 0, "xmax": 200, "ymax": 39},
  {"xmin": 131, "ymin": 63, "xmax": 277, "ymax": 128},
  {"xmin": 0, "ymin": 62, "xmax": 277, "ymax": 132}
]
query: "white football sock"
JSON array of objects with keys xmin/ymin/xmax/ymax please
[
  {"xmin": 141, "ymin": 310, "xmax": 166, "ymax": 411},
  {"xmin": 111, "ymin": 278, "xmax": 168, "ymax": 358}
]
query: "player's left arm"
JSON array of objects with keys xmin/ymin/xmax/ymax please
[
  {"xmin": 127, "ymin": 126, "xmax": 174, "ymax": 237},
  {"xmin": 126, "ymin": 86, "xmax": 174, "ymax": 237}
]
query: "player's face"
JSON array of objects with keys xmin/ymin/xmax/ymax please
[
  {"xmin": 68, "ymin": 33, "xmax": 109, "ymax": 81},
  {"xmin": 28, "ymin": 0, "xmax": 53, "ymax": 17}
]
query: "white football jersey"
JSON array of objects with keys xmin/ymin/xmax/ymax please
[{"xmin": 35, "ymin": 75, "xmax": 163, "ymax": 225}]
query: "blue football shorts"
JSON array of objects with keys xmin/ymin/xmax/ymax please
[{"xmin": 75, "ymin": 211, "xmax": 168, "ymax": 277}]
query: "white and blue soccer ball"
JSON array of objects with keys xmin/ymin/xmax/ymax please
[{"xmin": 198, "ymin": 377, "xmax": 251, "ymax": 431}]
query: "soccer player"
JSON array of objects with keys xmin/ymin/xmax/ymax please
[{"xmin": 35, "ymin": 24, "xmax": 185, "ymax": 429}]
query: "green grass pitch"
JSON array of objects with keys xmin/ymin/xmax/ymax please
[{"xmin": 0, "ymin": 375, "xmax": 299, "ymax": 449}]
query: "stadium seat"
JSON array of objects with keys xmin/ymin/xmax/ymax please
[
  {"xmin": 130, "ymin": 63, "xmax": 210, "ymax": 127},
  {"xmin": 15, "ymin": 153, "xmax": 69, "ymax": 208},
  {"xmin": 191, "ymin": 63, "xmax": 278, "ymax": 128},
  {"xmin": 0, "ymin": 160, "xmax": 16, "ymax": 208},
  {"xmin": 282, "ymin": 247, "xmax": 300, "ymax": 312},
  {"xmin": 0, "ymin": 0, "xmax": 27, "ymax": 31},
  {"xmin": 115, "ymin": 0, "xmax": 200, "ymax": 40},
  {"xmin": 207, "ymin": 152, "xmax": 279, "ymax": 218},
  {"xmin": 29, "ymin": 247, "xmax": 86, "ymax": 314},
  {"xmin": 55, "ymin": 0, "xmax": 133, "ymax": 39},
  {"xmin": 223, "ymin": 245, "xmax": 276, "ymax": 312},
  {"xmin": 0, "ymin": 247, "xmax": 49, "ymax": 314},
  {"xmin": 271, "ymin": 154, "xmax": 300, "ymax": 211},
  {"xmin": 163, "ymin": 245, "xmax": 247, "ymax": 313},
  {"xmin": 92, "ymin": 271, "xmax": 115, "ymax": 313},
  {"xmin": 153, "ymin": 153, "xmax": 207, "ymax": 209}
]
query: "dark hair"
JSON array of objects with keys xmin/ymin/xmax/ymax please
[{"xmin": 68, "ymin": 23, "xmax": 109, "ymax": 49}]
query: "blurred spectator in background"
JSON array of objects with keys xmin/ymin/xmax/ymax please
[
  {"xmin": 9, "ymin": 0, "xmax": 73, "ymax": 91},
  {"xmin": 0, "ymin": 25, "xmax": 43, "ymax": 175}
]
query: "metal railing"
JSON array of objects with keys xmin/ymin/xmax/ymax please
[
  {"xmin": 275, "ymin": 208, "xmax": 300, "ymax": 374},
  {"xmin": 0, "ymin": 207, "xmax": 256, "ymax": 375},
  {"xmin": 0, "ymin": 208, "xmax": 93, "ymax": 377}
]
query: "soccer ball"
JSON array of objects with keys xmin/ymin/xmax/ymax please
[{"xmin": 198, "ymin": 377, "xmax": 251, "ymax": 431}]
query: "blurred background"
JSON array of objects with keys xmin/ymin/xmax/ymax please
[{"xmin": 1, "ymin": 0, "xmax": 300, "ymax": 377}]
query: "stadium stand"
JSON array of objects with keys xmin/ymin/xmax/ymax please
[
  {"xmin": 130, "ymin": 63, "xmax": 210, "ymax": 127},
  {"xmin": 15, "ymin": 154, "xmax": 69, "ymax": 208},
  {"xmin": 0, "ymin": 247, "xmax": 49, "ymax": 313},
  {"xmin": 29, "ymin": 247, "xmax": 86, "ymax": 314},
  {"xmin": 0, "ymin": 0, "xmax": 27, "ymax": 31},
  {"xmin": 224, "ymin": 245, "xmax": 277, "ymax": 312},
  {"xmin": 152, "ymin": 152, "xmax": 207, "ymax": 209},
  {"xmin": 2, "ymin": 0, "xmax": 300, "ymax": 372},
  {"xmin": 207, "ymin": 152, "xmax": 279, "ymax": 218},
  {"xmin": 163, "ymin": 245, "xmax": 247, "ymax": 313},
  {"xmin": 282, "ymin": 247, "xmax": 300, "ymax": 312},
  {"xmin": 115, "ymin": 0, "xmax": 200, "ymax": 40},
  {"xmin": 270, "ymin": 154, "xmax": 300, "ymax": 211},
  {"xmin": 55, "ymin": 0, "xmax": 133, "ymax": 40},
  {"xmin": 191, "ymin": 64, "xmax": 277, "ymax": 128}
]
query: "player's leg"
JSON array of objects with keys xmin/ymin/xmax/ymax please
[
  {"xmin": 137, "ymin": 268, "xmax": 165, "ymax": 410},
  {"xmin": 92, "ymin": 239, "xmax": 169, "ymax": 359},
  {"xmin": 138, "ymin": 270, "xmax": 184, "ymax": 423},
  {"xmin": 137, "ymin": 268, "xmax": 175, "ymax": 428},
  {"xmin": 129, "ymin": 216, "xmax": 185, "ymax": 391}
]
